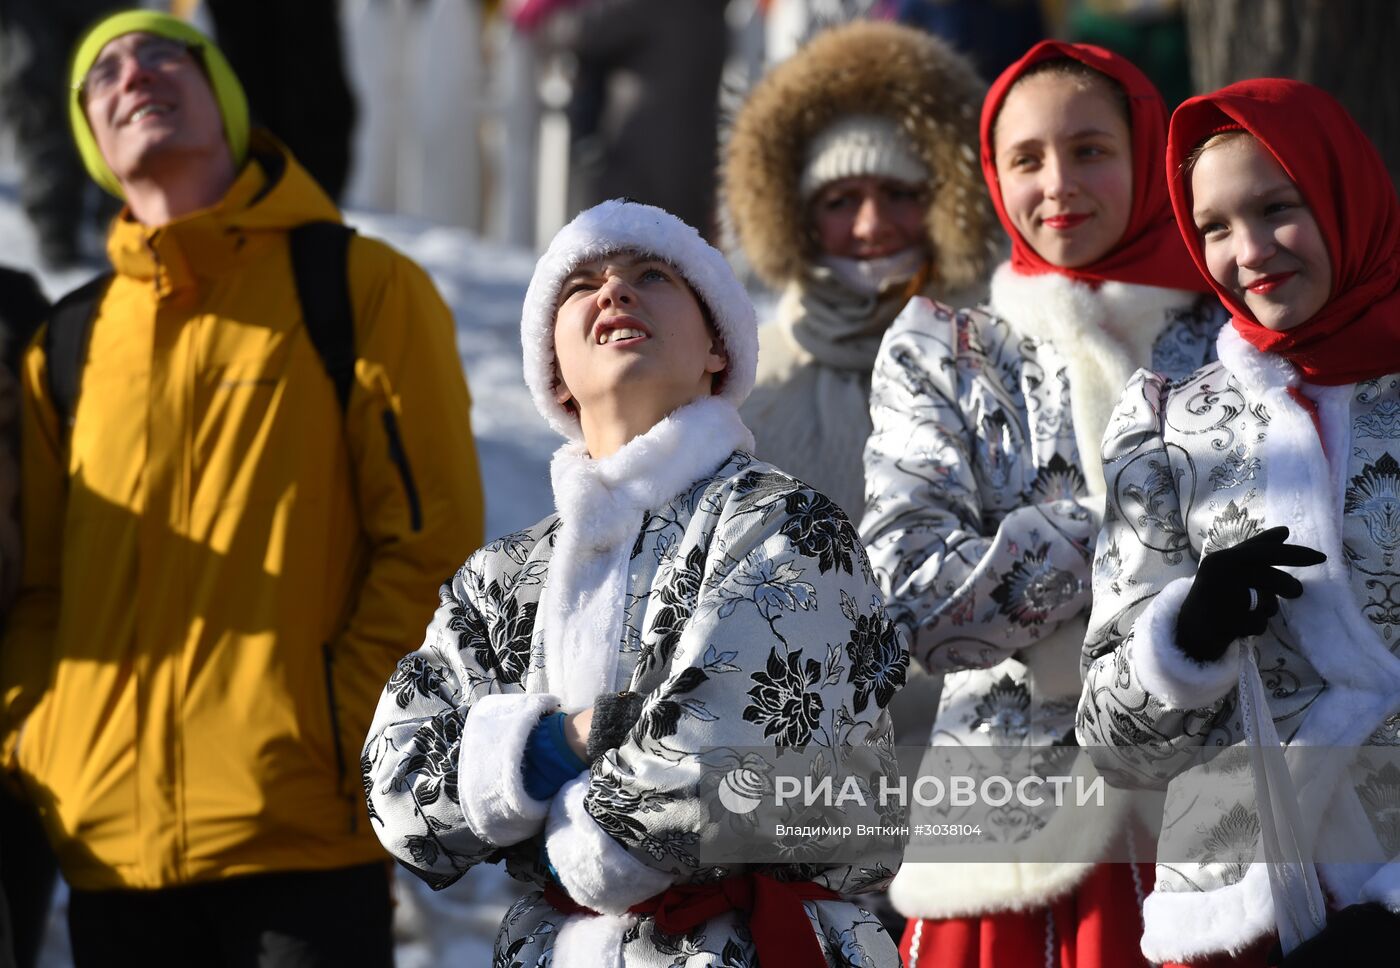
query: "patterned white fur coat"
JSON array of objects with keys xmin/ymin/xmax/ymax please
[
  {"xmin": 861, "ymin": 266, "xmax": 1225, "ymax": 919},
  {"xmin": 364, "ymin": 399, "xmax": 906, "ymax": 966},
  {"xmin": 1078, "ymin": 326, "xmax": 1400, "ymax": 963}
]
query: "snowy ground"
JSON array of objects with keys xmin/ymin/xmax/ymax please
[{"xmin": 1, "ymin": 174, "xmax": 553, "ymax": 965}]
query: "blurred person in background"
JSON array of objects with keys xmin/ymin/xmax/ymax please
[
  {"xmin": 0, "ymin": 12, "xmax": 482, "ymax": 965},
  {"xmin": 0, "ymin": 266, "xmax": 46, "ymax": 968},
  {"xmin": 1063, "ymin": 0, "xmax": 1192, "ymax": 108},
  {"xmin": 0, "ymin": 0, "xmax": 124, "ymax": 268},
  {"xmin": 863, "ymin": 41, "xmax": 1225, "ymax": 967},
  {"xmin": 894, "ymin": 0, "xmax": 1047, "ymax": 80},
  {"xmin": 203, "ymin": 0, "xmax": 356, "ymax": 201},
  {"xmin": 558, "ymin": 0, "xmax": 728, "ymax": 235},
  {"xmin": 723, "ymin": 19, "xmax": 996, "ymax": 525}
]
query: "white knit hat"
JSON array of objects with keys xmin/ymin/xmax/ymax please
[
  {"xmin": 799, "ymin": 114, "xmax": 929, "ymax": 199},
  {"xmin": 521, "ymin": 198, "xmax": 759, "ymax": 440}
]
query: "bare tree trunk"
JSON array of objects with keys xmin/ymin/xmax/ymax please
[{"xmin": 1183, "ymin": 0, "xmax": 1400, "ymax": 185}]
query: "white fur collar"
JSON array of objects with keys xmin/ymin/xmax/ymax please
[
  {"xmin": 549, "ymin": 397, "xmax": 755, "ymax": 547},
  {"xmin": 542, "ymin": 398, "xmax": 754, "ymax": 710},
  {"xmin": 988, "ymin": 263, "xmax": 1200, "ymax": 496},
  {"xmin": 989, "ymin": 263, "xmax": 1198, "ymax": 352},
  {"xmin": 1213, "ymin": 323, "xmax": 1299, "ymax": 395}
]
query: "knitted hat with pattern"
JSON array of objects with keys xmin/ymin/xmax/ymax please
[{"xmin": 799, "ymin": 114, "xmax": 929, "ymax": 199}]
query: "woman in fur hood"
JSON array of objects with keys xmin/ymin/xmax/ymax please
[
  {"xmin": 363, "ymin": 199, "xmax": 907, "ymax": 967},
  {"xmin": 860, "ymin": 41, "xmax": 1228, "ymax": 968},
  {"xmin": 722, "ymin": 19, "xmax": 997, "ymax": 523}
]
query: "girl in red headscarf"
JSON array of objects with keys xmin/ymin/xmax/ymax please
[
  {"xmin": 1079, "ymin": 78, "xmax": 1400, "ymax": 968},
  {"xmin": 862, "ymin": 41, "xmax": 1227, "ymax": 968}
]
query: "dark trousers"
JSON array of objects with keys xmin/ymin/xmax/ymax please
[
  {"xmin": 68, "ymin": 863, "xmax": 394, "ymax": 968},
  {"xmin": 206, "ymin": 0, "xmax": 356, "ymax": 202},
  {"xmin": 0, "ymin": 782, "xmax": 55, "ymax": 968}
]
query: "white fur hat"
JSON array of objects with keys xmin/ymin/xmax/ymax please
[{"xmin": 521, "ymin": 198, "xmax": 759, "ymax": 439}]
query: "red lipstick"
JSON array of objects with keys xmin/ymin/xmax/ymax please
[
  {"xmin": 1042, "ymin": 213, "xmax": 1090, "ymax": 230},
  {"xmin": 1245, "ymin": 272, "xmax": 1296, "ymax": 295}
]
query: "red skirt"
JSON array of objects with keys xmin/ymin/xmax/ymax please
[{"xmin": 898, "ymin": 862, "xmax": 1156, "ymax": 968}]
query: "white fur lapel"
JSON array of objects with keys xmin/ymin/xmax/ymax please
[
  {"xmin": 989, "ymin": 264, "xmax": 1198, "ymax": 496},
  {"xmin": 1214, "ymin": 325, "xmax": 1400, "ymax": 722},
  {"xmin": 543, "ymin": 398, "xmax": 754, "ymax": 711},
  {"xmin": 1140, "ymin": 328, "xmax": 1400, "ymax": 961}
]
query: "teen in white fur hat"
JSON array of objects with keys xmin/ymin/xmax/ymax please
[{"xmin": 364, "ymin": 199, "xmax": 907, "ymax": 966}]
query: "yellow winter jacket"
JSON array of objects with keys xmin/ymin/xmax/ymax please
[{"xmin": 0, "ymin": 137, "xmax": 484, "ymax": 890}]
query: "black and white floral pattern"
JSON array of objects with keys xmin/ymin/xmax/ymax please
[{"xmin": 363, "ymin": 452, "xmax": 903, "ymax": 965}]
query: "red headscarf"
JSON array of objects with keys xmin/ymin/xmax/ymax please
[
  {"xmin": 1166, "ymin": 79, "xmax": 1400, "ymax": 385},
  {"xmin": 981, "ymin": 40, "xmax": 1211, "ymax": 292}
]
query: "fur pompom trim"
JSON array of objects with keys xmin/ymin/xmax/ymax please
[
  {"xmin": 521, "ymin": 198, "xmax": 759, "ymax": 439},
  {"xmin": 545, "ymin": 774, "xmax": 675, "ymax": 915},
  {"xmin": 457, "ymin": 692, "xmax": 560, "ymax": 847},
  {"xmin": 552, "ymin": 911, "xmax": 632, "ymax": 968},
  {"xmin": 721, "ymin": 20, "xmax": 998, "ymax": 292},
  {"xmin": 544, "ymin": 398, "xmax": 753, "ymax": 711},
  {"xmin": 1128, "ymin": 577, "xmax": 1239, "ymax": 710}
]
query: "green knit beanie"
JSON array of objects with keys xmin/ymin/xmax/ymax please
[{"xmin": 69, "ymin": 10, "xmax": 249, "ymax": 197}]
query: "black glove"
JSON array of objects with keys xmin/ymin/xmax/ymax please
[
  {"xmin": 1175, "ymin": 526, "xmax": 1326, "ymax": 664},
  {"xmin": 1270, "ymin": 903, "xmax": 1400, "ymax": 966},
  {"xmin": 584, "ymin": 690, "xmax": 646, "ymax": 762}
]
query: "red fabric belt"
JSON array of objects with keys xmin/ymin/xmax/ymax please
[{"xmin": 542, "ymin": 873, "xmax": 840, "ymax": 967}]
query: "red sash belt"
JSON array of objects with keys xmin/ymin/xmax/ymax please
[{"xmin": 542, "ymin": 872, "xmax": 841, "ymax": 967}]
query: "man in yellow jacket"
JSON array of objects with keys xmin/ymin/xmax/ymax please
[{"xmin": 0, "ymin": 11, "xmax": 484, "ymax": 964}]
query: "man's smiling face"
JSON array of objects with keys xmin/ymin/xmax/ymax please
[{"xmin": 81, "ymin": 32, "xmax": 228, "ymax": 184}]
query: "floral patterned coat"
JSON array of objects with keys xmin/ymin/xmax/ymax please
[
  {"xmin": 861, "ymin": 268, "xmax": 1224, "ymax": 918},
  {"xmin": 1078, "ymin": 326, "xmax": 1400, "ymax": 963},
  {"xmin": 363, "ymin": 399, "xmax": 906, "ymax": 967}
]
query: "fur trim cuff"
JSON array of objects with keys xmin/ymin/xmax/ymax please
[
  {"xmin": 458, "ymin": 692, "xmax": 560, "ymax": 847},
  {"xmin": 1140, "ymin": 865, "xmax": 1275, "ymax": 963},
  {"xmin": 546, "ymin": 774, "xmax": 675, "ymax": 914},
  {"xmin": 1129, "ymin": 577, "xmax": 1239, "ymax": 710},
  {"xmin": 521, "ymin": 199, "xmax": 759, "ymax": 439},
  {"xmin": 552, "ymin": 912, "xmax": 631, "ymax": 968},
  {"xmin": 1360, "ymin": 862, "xmax": 1400, "ymax": 912}
]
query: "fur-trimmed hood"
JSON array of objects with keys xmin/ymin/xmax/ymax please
[{"xmin": 721, "ymin": 20, "xmax": 999, "ymax": 292}]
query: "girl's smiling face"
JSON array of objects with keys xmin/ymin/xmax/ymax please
[
  {"xmin": 993, "ymin": 71, "xmax": 1134, "ymax": 269},
  {"xmin": 1190, "ymin": 134, "xmax": 1332, "ymax": 332}
]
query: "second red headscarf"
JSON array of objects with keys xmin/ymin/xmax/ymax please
[
  {"xmin": 1166, "ymin": 79, "xmax": 1400, "ymax": 386},
  {"xmin": 980, "ymin": 40, "xmax": 1210, "ymax": 292}
]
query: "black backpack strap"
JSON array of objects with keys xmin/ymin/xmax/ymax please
[
  {"xmin": 45, "ymin": 272, "xmax": 114, "ymax": 431},
  {"xmin": 289, "ymin": 222, "xmax": 357, "ymax": 413}
]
